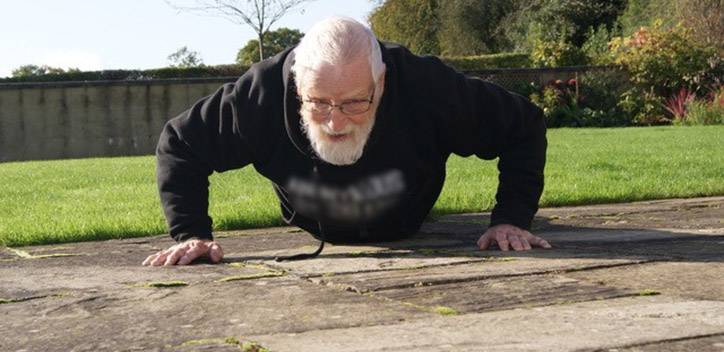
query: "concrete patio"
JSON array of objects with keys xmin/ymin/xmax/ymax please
[{"xmin": 2, "ymin": 197, "xmax": 724, "ymax": 351}]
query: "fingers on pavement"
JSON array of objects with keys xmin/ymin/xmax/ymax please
[
  {"xmin": 528, "ymin": 235, "xmax": 552, "ymax": 248},
  {"xmin": 208, "ymin": 242, "xmax": 224, "ymax": 262},
  {"xmin": 495, "ymin": 232, "xmax": 510, "ymax": 251},
  {"xmin": 177, "ymin": 243, "xmax": 207, "ymax": 265},
  {"xmin": 164, "ymin": 246, "xmax": 188, "ymax": 266}
]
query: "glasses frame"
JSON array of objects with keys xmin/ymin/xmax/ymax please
[{"xmin": 300, "ymin": 89, "xmax": 375, "ymax": 116}]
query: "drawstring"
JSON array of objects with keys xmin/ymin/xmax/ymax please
[
  {"xmin": 273, "ymin": 163, "xmax": 327, "ymax": 262},
  {"xmin": 275, "ymin": 222, "xmax": 325, "ymax": 262}
]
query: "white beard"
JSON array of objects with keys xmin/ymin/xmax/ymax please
[{"xmin": 300, "ymin": 109, "xmax": 376, "ymax": 166}]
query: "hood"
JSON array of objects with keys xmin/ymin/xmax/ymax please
[{"xmin": 281, "ymin": 42, "xmax": 397, "ymax": 163}]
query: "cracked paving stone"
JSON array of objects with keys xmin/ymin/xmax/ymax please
[
  {"xmin": 613, "ymin": 333, "xmax": 724, "ymax": 352},
  {"xmin": 0, "ymin": 259, "xmax": 280, "ymax": 298},
  {"xmin": 545, "ymin": 229, "xmax": 724, "ymax": 261},
  {"xmin": 309, "ymin": 253, "xmax": 647, "ymax": 293},
  {"xmin": 566, "ymin": 261, "xmax": 724, "ymax": 301},
  {"xmin": 373, "ymin": 273, "xmax": 633, "ymax": 314},
  {"xmin": 247, "ymin": 249, "xmax": 486, "ymax": 277},
  {"xmin": 248, "ymin": 296, "xmax": 724, "ymax": 352}
]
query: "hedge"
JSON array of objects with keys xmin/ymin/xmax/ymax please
[
  {"xmin": 1, "ymin": 53, "xmax": 531, "ymax": 83},
  {"xmin": 0, "ymin": 64, "xmax": 251, "ymax": 83},
  {"xmin": 441, "ymin": 53, "xmax": 531, "ymax": 70}
]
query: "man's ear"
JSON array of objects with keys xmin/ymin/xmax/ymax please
[{"xmin": 377, "ymin": 65, "xmax": 386, "ymax": 99}]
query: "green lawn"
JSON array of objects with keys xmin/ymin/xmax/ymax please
[{"xmin": 1, "ymin": 126, "xmax": 723, "ymax": 247}]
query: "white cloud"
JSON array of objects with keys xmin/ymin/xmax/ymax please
[{"xmin": 42, "ymin": 51, "xmax": 104, "ymax": 71}]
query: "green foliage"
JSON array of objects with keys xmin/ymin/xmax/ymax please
[
  {"xmin": 437, "ymin": 0, "xmax": 520, "ymax": 55},
  {"xmin": 578, "ymin": 70, "xmax": 631, "ymax": 126},
  {"xmin": 617, "ymin": 88, "xmax": 666, "ymax": 125},
  {"xmin": 236, "ymin": 28, "xmax": 303, "ymax": 65},
  {"xmin": 369, "ymin": 0, "xmax": 441, "ymax": 55},
  {"xmin": 618, "ymin": 0, "xmax": 679, "ymax": 36},
  {"xmin": 11, "ymin": 65, "xmax": 80, "ymax": 78},
  {"xmin": 529, "ymin": 79, "xmax": 589, "ymax": 127},
  {"xmin": 167, "ymin": 46, "xmax": 204, "ymax": 68},
  {"xmin": 581, "ymin": 25, "xmax": 620, "ymax": 65},
  {"xmin": 618, "ymin": 0, "xmax": 724, "ymax": 51},
  {"xmin": 441, "ymin": 53, "xmax": 531, "ymax": 70},
  {"xmin": 527, "ymin": 0, "xmax": 625, "ymax": 47},
  {"xmin": 683, "ymin": 55, "xmax": 724, "ymax": 96},
  {"xmin": 609, "ymin": 23, "xmax": 718, "ymax": 97},
  {"xmin": 0, "ymin": 64, "xmax": 251, "ymax": 83},
  {"xmin": 531, "ymin": 38, "xmax": 588, "ymax": 67},
  {"xmin": 528, "ymin": 72, "xmax": 633, "ymax": 127},
  {"xmin": 679, "ymin": 0, "xmax": 724, "ymax": 52},
  {"xmin": 674, "ymin": 96, "xmax": 724, "ymax": 126}
]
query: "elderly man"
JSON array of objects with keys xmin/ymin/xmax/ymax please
[{"xmin": 143, "ymin": 16, "xmax": 550, "ymax": 266}]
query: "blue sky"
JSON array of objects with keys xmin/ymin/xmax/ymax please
[{"xmin": 0, "ymin": 0, "xmax": 378, "ymax": 78}]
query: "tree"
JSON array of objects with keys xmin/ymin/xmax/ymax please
[
  {"xmin": 11, "ymin": 64, "xmax": 79, "ymax": 77},
  {"xmin": 165, "ymin": 0, "xmax": 316, "ymax": 62},
  {"xmin": 167, "ymin": 46, "xmax": 205, "ymax": 67},
  {"xmin": 619, "ymin": 0, "xmax": 724, "ymax": 51},
  {"xmin": 369, "ymin": 0, "xmax": 441, "ymax": 55},
  {"xmin": 437, "ymin": 0, "xmax": 525, "ymax": 55},
  {"xmin": 526, "ymin": 0, "xmax": 625, "ymax": 47},
  {"xmin": 236, "ymin": 27, "xmax": 303, "ymax": 64},
  {"xmin": 369, "ymin": 0, "xmax": 537, "ymax": 56},
  {"xmin": 680, "ymin": 0, "xmax": 724, "ymax": 51}
]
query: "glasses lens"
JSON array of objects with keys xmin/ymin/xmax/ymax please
[
  {"xmin": 341, "ymin": 101, "xmax": 371, "ymax": 115},
  {"xmin": 305, "ymin": 101, "xmax": 331, "ymax": 114}
]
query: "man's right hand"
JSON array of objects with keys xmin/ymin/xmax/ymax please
[{"xmin": 142, "ymin": 239, "xmax": 224, "ymax": 266}]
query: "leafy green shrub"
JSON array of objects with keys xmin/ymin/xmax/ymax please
[
  {"xmin": 675, "ymin": 100, "xmax": 724, "ymax": 125},
  {"xmin": 673, "ymin": 86, "xmax": 724, "ymax": 125},
  {"xmin": 578, "ymin": 70, "xmax": 631, "ymax": 126},
  {"xmin": 684, "ymin": 55, "xmax": 724, "ymax": 96},
  {"xmin": 442, "ymin": 53, "xmax": 531, "ymax": 69},
  {"xmin": 531, "ymin": 39, "xmax": 588, "ymax": 67},
  {"xmin": 581, "ymin": 24, "xmax": 619, "ymax": 65},
  {"xmin": 528, "ymin": 72, "xmax": 632, "ymax": 127},
  {"xmin": 617, "ymin": 89, "xmax": 667, "ymax": 125},
  {"xmin": 530, "ymin": 79, "xmax": 588, "ymax": 127},
  {"xmin": 609, "ymin": 22, "xmax": 717, "ymax": 97}
]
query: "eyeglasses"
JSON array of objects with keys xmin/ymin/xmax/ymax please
[{"xmin": 301, "ymin": 89, "xmax": 375, "ymax": 115}]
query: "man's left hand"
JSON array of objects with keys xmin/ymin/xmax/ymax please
[{"xmin": 477, "ymin": 224, "xmax": 551, "ymax": 251}]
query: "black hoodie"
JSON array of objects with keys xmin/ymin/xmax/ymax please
[{"xmin": 156, "ymin": 42, "xmax": 547, "ymax": 244}]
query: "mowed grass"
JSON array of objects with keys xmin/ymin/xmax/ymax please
[{"xmin": 1, "ymin": 126, "xmax": 723, "ymax": 247}]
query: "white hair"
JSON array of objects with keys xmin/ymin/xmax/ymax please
[{"xmin": 291, "ymin": 15, "xmax": 385, "ymax": 90}]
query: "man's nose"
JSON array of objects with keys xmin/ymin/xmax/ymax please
[{"xmin": 326, "ymin": 109, "xmax": 349, "ymax": 133}]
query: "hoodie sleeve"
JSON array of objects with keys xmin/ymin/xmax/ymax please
[
  {"xmin": 419, "ymin": 55, "xmax": 547, "ymax": 231},
  {"xmin": 156, "ymin": 81, "xmax": 255, "ymax": 242}
]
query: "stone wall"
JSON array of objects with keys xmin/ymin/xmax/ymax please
[{"xmin": 0, "ymin": 78, "xmax": 233, "ymax": 162}]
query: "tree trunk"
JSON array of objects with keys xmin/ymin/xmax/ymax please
[{"xmin": 258, "ymin": 32, "xmax": 265, "ymax": 62}]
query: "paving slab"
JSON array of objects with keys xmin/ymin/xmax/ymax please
[
  {"xmin": 248, "ymin": 296, "xmax": 724, "ymax": 352},
  {"xmin": 373, "ymin": 273, "xmax": 633, "ymax": 314},
  {"xmin": 2, "ymin": 196, "xmax": 723, "ymax": 352},
  {"xmin": 614, "ymin": 333, "xmax": 724, "ymax": 352},
  {"xmin": 249, "ymin": 249, "xmax": 487, "ymax": 277},
  {"xmin": 566, "ymin": 261, "xmax": 724, "ymax": 301},
  {"xmin": 309, "ymin": 254, "xmax": 646, "ymax": 293}
]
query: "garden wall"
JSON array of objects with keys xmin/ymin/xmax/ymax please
[{"xmin": 0, "ymin": 78, "xmax": 233, "ymax": 162}]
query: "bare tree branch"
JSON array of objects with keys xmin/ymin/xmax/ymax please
[{"xmin": 164, "ymin": 0, "xmax": 316, "ymax": 61}]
